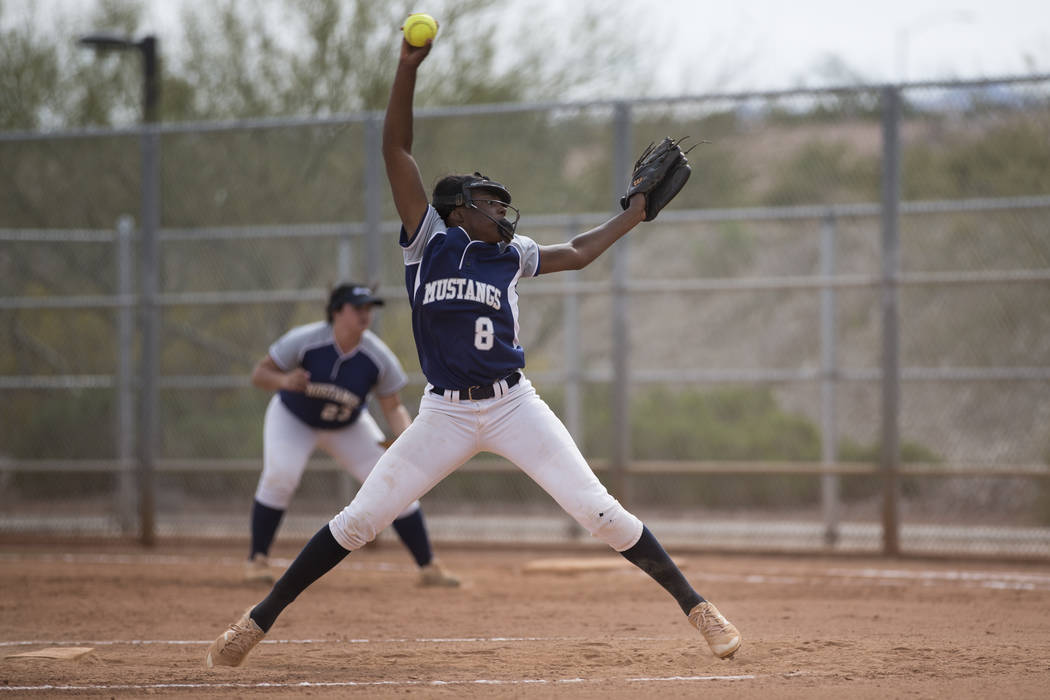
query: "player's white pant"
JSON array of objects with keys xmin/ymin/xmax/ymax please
[
  {"xmin": 329, "ymin": 376, "xmax": 643, "ymax": 552},
  {"xmin": 255, "ymin": 395, "xmax": 420, "ymax": 518}
]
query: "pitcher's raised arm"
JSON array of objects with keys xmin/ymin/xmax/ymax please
[{"xmin": 382, "ymin": 38, "xmax": 434, "ymax": 240}]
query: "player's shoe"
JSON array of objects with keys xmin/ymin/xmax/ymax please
[
  {"xmin": 205, "ymin": 610, "xmax": 266, "ymax": 668},
  {"xmin": 688, "ymin": 601, "xmax": 742, "ymax": 659},
  {"xmin": 244, "ymin": 553, "xmax": 274, "ymax": 583},
  {"xmin": 419, "ymin": 560, "xmax": 461, "ymax": 587}
]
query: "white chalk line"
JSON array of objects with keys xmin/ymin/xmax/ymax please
[
  {"xmin": 692, "ymin": 570, "xmax": 1050, "ymax": 591},
  {"xmin": 0, "ymin": 551, "xmax": 407, "ymax": 572},
  {"xmin": 7, "ymin": 550, "xmax": 1049, "ymax": 592},
  {"xmin": 1, "ymin": 635, "xmax": 668, "ymax": 648},
  {"xmin": 0, "ymin": 673, "xmax": 773, "ymax": 692}
]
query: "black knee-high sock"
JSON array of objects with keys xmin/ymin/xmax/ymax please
[
  {"xmin": 250, "ymin": 524, "xmax": 349, "ymax": 632},
  {"xmin": 620, "ymin": 525, "xmax": 704, "ymax": 615},
  {"xmin": 391, "ymin": 509, "xmax": 433, "ymax": 567},
  {"xmin": 250, "ymin": 500, "xmax": 285, "ymax": 558}
]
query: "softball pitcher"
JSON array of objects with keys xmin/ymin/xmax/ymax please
[
  {"xmin": 245, "ymin": 283, "xmax": 458, "ymax": 587},
  {"xmin": 207, "ymin": 30, "xmax": 740, "ymax": 668}
]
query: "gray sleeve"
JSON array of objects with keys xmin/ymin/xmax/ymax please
[
  {"xmin": 360, "ymin": 330, "xmax": 409, "ymax": 396},
  {"xmin": 268, "ymin": 322, "xmax": 330, "ymax": 371},
  {"xmin": 402, "ymin": 205, "xmax": 445, "ymax": 265},
  {"xmin": 511, "ymin": 234, "xmax": 541, "ymax": 278}
]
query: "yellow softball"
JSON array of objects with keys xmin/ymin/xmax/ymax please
[{"xmin": 402, "ymin": 13, "xmax": 438, "ymax": 47}]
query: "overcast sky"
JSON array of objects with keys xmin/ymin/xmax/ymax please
[
  {"xmin": 644, "ymin": 0, "xmax": 1050, "ymax": 94},
  {"xmin": 12, "ymin": 0, "xmax": 1050, "ymax": 95}
]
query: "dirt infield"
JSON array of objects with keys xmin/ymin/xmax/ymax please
[{"xmin": 2, "ymin": 538, "xmax": 1050, "ymax": 698}]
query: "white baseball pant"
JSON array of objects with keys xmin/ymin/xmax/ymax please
[{"xmin": 328, "ymin": 376, "xmax": 643, "ymax": 552}]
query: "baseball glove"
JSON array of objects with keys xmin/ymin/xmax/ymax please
[{"xmin": 620, "ymin": 136, "xmax": 694, "ymax": 221}]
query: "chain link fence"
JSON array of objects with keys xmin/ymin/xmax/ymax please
[{"xmin": 2, "ymin": 77, "xmax": 1049, "ymax": 558}]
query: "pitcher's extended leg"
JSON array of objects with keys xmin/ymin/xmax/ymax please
[{"xmin": 250, "ymin": 524, "xmax": 348, "ymax": 632}]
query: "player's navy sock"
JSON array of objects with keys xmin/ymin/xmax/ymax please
[
  {"xmin": 250, "ymin": 524, "xmax": 349, "ymax": 632},
  {"xmin": 391, "ymin": 508, "xmax": 434, "ymax": 567},
  {"xmin": 250, "ymin": 500, "xmax": 285, "ymax": 558},
  {"xmin": 620, "ymin": 525, "xmax": 704, "ymax": 615}
]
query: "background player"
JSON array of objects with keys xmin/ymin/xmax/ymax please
[
  {"xmin": 206, "ymin": 32, "xmax": 740, "ymax": 667},
  {"xmin": 244, "ymin": 282, "xmax": 459, "ymax": 587}
]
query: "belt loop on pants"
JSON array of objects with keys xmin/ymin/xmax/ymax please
[{"xmin": 429, "ymin": 371, "xmax": 522, "ymax": 401}]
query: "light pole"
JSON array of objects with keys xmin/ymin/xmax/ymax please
[
  {"xmin": 893, "ymin": 11, "xmax": 973, "ymax": 83},
  {"xmin": 78, "ymin": 33, "xmax": 161, "ymax": 546}
]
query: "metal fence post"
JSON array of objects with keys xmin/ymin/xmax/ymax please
[
  {"xmin": 332, "ymin": 116, "xmax": 380, "ymax": 510},
  {"xmin": 820, "ymin": 211, "xmax": 840, "ymax": 546},
  {"xmin": 337, "ymin": 234, "xmax": 352, "ymax": 282},
  {"xmin": 116, "ymin": 215, "xmax": 136, "ymax": 533},
  {"xmin": 364, "ymin": 114, "xmax": 383, "ymax": 285},
  {"xmin": 611, "ymin": 102, "xmax": 632, "ymax": 504},
  {"xmin": 880, "ymin": 85, "xmax": 903, "ymax": 556},
  {"xmin": 336, "ymin": 205, "xmax": 354, "ymax": 508},
  {"xmin": 137, "ymin": 119, "xmax": 161, "ymax": 546}
]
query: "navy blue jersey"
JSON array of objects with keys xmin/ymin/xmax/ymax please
[
  {"xmin": 268, "ymin": 323, "xmax": 407, "ymax": 430},
  {"xmin": 401, "ymin": 206, "xmax": 540, "ymax": 388}
]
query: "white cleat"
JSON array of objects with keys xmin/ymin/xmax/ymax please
[
  {"xmin": 419, "ymin": 560, "xmax": 461, "ymax": 587},
  {"xmin": 205, "ymin": 610, "xmax": 266, "ymax": 668},
  {"xmin": 244, "ymin": 554, "xmax": 274, "ymax": 584},
  {"xmin": 688, "ymin": 601, "xmax": 742, "ymax": 659}
]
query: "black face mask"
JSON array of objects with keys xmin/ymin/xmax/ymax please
[{"xmin": 468, "ymin": 199, "xmax": 520, "ymax": 241}]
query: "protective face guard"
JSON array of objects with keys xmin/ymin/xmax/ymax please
[{"xmin": 433, "ymin": 173, "xmax": 520, "ymax": 241}]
